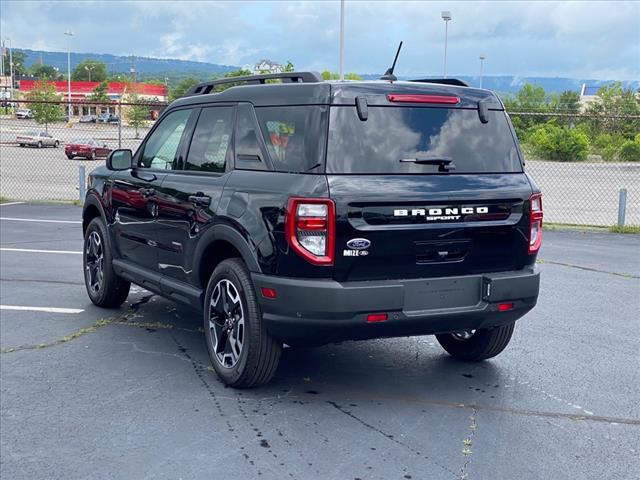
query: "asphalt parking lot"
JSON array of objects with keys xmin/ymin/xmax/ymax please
[{"xmin": 1, "ymin": 203, "xmax": 639, "ymax": 480}]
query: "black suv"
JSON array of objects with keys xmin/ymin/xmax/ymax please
[{"xmin": 82, "ymin": 71, "xmax": 542, "ymax": 387}]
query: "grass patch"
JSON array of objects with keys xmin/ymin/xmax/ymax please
[
  {"xmin": 609, "ymin": 224, "xmax": 640, "ymax": 234},
  {"xmin": 0, "ymin": 196, "xmax": 11, "ymax": 203},
  {"xmin": 543, "ymin": 222, "xmax": 609, "ymax": 232}
]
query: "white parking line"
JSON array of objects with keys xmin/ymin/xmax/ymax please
[
  {"xmin": 0, "ymin": 305, "xmax": 84, "ymax": 314},
  {"xmin": 0, "ymin": 247, "xmax": 82, "ymax": 255},
  {"xmin": 0, "ymin": 217, "xmax": 81, "ymax": 224},
  {"xmin": 0, "ymin": 202, "xmax": 25, "ymax": 207}
]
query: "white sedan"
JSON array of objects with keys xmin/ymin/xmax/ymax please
[{"xmin": 16, "ymin": 131, "xmax": 60, "ymax": 148}]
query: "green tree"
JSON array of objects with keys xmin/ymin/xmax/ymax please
[
  {"xmin": 125, "ymin": 90, "xmax": 149, "ymax": 139},
  {"xmin": 619, "ymin": 139, "xmax": 640, "ymax": 162},
  {"xmin": 528, "ymin": 122, "xmax": 590, "ymax": 162},
  {"xmin": 550, "ymin": 90, "xmax": 580, "ymax": 113},
  {"xmin": 586, "ymin": 83, "xmax": 640, "ymax": 139},
  {"xmin": 214, "ymin": 69, "xmax": 253, "ymax": 92},
  {"xmin": 283, "ymin": 61, "xmax": 295, "ymax": 72},
  {"xmin": 169, "ymin": 76, "xmax": 199, "ymax": 101},
  {"xmin": 321, "ymin": 70, "xmax": 362, "ymax": 80},
  {"xmin": 3, "ymin": 49, "xmax": 27, "ymax": 76},
  {"xmin": 30, "ymin": 64, "xmax": 61, "ymax": 80},
  {"xmin": 88, "ymin": 81, "xmax": 110, "ymax": 103},
  {"xmin": 71, "ymin": 59, "xmax": 107, "ymax": 82},
  {"xmin": 25, "ymin": 80, "xmax": 63, "ymax": 132}
]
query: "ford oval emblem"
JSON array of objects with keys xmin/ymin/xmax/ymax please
[{"xmin": 346, "ymin": 238, "xmax": 371, "ymax": 250}]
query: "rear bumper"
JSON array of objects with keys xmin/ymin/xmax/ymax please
[{"xmin": 252, "ymin": 268, "xmax": 540, "ymax": 345}]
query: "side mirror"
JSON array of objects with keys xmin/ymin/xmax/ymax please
[{"xmin": 106, "ymin": 149, "xmax": 133, "ymax": 171}]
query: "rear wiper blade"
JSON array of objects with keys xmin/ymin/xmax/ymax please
[{"xmin": 399, "ymin": 157, "xmax": 455, "ymax": 172}]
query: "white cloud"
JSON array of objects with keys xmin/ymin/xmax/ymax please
[{"xmin": 0, "ymin": 0, "xmax": 638, "ymax": 79}]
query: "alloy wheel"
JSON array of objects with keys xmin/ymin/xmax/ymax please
[
  {"xmin": 451, "ymin": 329, "xmax": 476, "ymax": 341},
  {"xmin": 85, "ymin": 231, "xmax": 104, "ymax": 294},
  {"xmin": 209, "ymin": 279, "xmax": 245, "ymax": 368}
]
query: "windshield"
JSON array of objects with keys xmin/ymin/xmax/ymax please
[{"xmin": 326, "ymin": 106, "xmax": 522, "ymax": 174}]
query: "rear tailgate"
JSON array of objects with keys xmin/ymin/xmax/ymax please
[
  {"xmin": 326, "ymin": 100, "xmax": 536, "ymax": 283},
  {"xmin": 328, "ymin": 174, "xmax": 533, "ymax": 282}
]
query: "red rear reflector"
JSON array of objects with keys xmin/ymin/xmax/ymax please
[
  {"xmin": 367, "ymin": 313, "xmax": 388, "ymax": 323},
  {"xmin": 296, "ymin": 217, "xmax": 327, "ymax": 230},
  {"xmin": 387, "ymin": 94, "xmax": 460, "ymax": 104},
  {"xmin": 261, "ymin": 287, "xmax": 277, "ymax": 299},
  {"xmin": 498, "ymin": 302, "xmax": 514, "ymax": 312}
]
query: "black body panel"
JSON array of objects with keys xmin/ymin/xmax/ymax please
[{"xmin": 84, "ymin": 75, "xmax": 541, "ymax": 343}]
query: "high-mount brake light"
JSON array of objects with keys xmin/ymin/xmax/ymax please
[
  {"xmin": 528, "ymin": 193, "xmax": 543, "ymax": 255},
  {"xmin": 387, "ymin": 94, "xmax": 460, "ymax": 104},
  {"xmin": 286, "ymin": 198, "xmax": 335, "ymax": 266}
]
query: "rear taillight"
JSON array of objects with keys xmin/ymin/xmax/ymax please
[
  {"xmin": 286, "ymin": 198, "xmax": 335, "ymax": 265},
  {"xmin": 528, "ymin": 193, "xmax": 543, "ymax": 255}
]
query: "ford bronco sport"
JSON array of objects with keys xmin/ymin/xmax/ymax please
[{"xmin": 82, "ymin": 71, "xmax": 541, "ymax": 387}]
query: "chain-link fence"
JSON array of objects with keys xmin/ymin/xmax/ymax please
[
  {"xmin": 0, "ymin": 99, "xmax": 163, "ymax": 202},
  {"xmin": 0, "ymin": 100, "xmax": 638, "ymax": 227}
]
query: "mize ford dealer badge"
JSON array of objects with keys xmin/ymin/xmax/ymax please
[
  {"xmin": 346, "ymin": 238, "xmax": 371, "ymax": 250},
  {"xmin": 344, "ymin": 238, "xmax": 371, "ymax": 257}
]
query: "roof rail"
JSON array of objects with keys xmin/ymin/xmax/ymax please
[
  {"xmin": 409, "ymin": 78, "xmax": 469, "ymax": 87},
  {"xmin": 187, "ymin": 71, "xmax": 323, "ymax": 96}
]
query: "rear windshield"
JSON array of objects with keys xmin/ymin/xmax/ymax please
[
  {"xmin": 326, "ymin": 106, "xmax": 522, "ymax": 174},
  {"xmin": 254, "ymin": 106, "xmax": 328, "ymax": 173}
]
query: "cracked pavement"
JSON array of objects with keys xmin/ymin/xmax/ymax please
[{"xmin": 1, "ymin": 204, "xmax": 639, "ymax": 479}]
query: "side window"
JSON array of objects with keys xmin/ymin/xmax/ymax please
[
  {"xmin": 185, "ymin": 107, "xmax": 233, "ymax": 173},
  {"xmin": 139, "ymin": 109, "xmax": 191, "ymax": 170},
  {"xmin": 235, "ymin": 104, "xmax": 269, "ymax": 171}
]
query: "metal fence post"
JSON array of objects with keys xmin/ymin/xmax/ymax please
[
  {"xmin": 78, "ymin": 165, "xmax": 86, "ymax": 204},
  {"xmin": 617, "ymin": 189, "xmax": 627, "ymax": 228},
  {"xmin": 118, "ymin": 101, "xmax": 122, "ymax": 148}
]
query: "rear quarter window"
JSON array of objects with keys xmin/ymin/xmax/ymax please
[
  {"xmin": 326, "ymin": 106, "xmax": 522, "ymax": 174},
  {"xmin": 254, "ymin": 106, "xmax": 328, "ymax": 173}
]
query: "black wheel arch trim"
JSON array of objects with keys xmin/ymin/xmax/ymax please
[
  {"xmin": 82, "ymin": 193, "xmax": 108, "ymax": 233},
  {"xmin": 194, "ymin": 224, "xmax": 262, "ymax": 283}
]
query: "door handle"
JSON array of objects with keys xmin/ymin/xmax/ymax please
[
  {"xmin": 139, "ymin": 187, "xmax": 155, "ymax": 197},
  {"xmin": 188, "ymin": 194, "xmax": 211, "ymax": 207}
]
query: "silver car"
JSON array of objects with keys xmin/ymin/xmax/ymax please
[
  {"xmin": 16, "ymin": 131, "xmax": 60, "ymax": 148},
  {"xmin": 15, "ymin": 109, "xmax": 33, "ymax": 119}
]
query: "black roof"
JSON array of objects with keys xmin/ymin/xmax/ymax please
[{"xmin": 171, "ymin": 72, "xmax": 502, "ymax": 110}]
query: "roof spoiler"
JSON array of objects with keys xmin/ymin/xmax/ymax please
[
  {"xmin": 187, "ymin": 71, "xmax": 323, "ymax": 96},
  {"xmin": 409, "ymin": 78, "xmax": 469, "ymax": 87}
]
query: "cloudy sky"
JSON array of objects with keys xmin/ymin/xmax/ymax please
[{"xmin": 1, "ymin": 1, "xmax": 639, "ymax": 79}]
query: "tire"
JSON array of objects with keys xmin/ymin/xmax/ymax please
[
  {"xmin": 83, "ymin": 217, "xmax": 130, "ymax": 308},
  {"xmin": 37, "ymin": 141, "xmax": 43, "ymax": 148},
  {"xmin": 18, "ymin": 143, "xmax": 24, "ymax": 147},
  {"xmin": 66, "ymin": 155, "xmax": 74, "ymax": 160},
  {"xmin": 203, "ymin": 258, "xmax": 282, "ymax": 388},
  {"xmin": 89, "ymin": 151, "xmax": 95, "ymax": 161},
  {"xmin": 436, "ymin": 323, "xmax": 515, "ymax": 362},
  {"xmin": 54, "ymin": 141, "xmax": 59, "ymax": 148}
]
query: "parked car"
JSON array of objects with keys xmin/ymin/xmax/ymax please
[
  {"xmin": 65, "ymin": 139, "xmax": 111, "ymax": 160},
  {"xmin": 16, "ymin": 131, "xmax": 59, "ymax": 148},
  {"xmin": 15, "ymin": 109, "xmax": 33, "ymax": 119},
  {"xmin": 82, "ymin": 71, "xmax": 542, "ymax": 388},
  {"xmin": 80, "ymin": 114, "xmax": 99, "ymax": 123},
  {"xmin": 97, "ymin": 113, "xmax": 119, "ymax": 124}
]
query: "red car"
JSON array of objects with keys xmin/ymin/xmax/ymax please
[{"xmin": 65, "ymin": 139, "xmax": 111, "ymax": 160}]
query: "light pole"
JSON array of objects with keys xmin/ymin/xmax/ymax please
[
  {"xmin": 84, "ymin": 65, "xmax": 95, "ymax": 82},
  {"xmin": 64, "ymin": 30, "xmax": 74, "ymax": 118},
  {"xmin": 6, "ymin": 38, "xmax": 13, "ymax": 100},
  {"xmin": 479, "ymin": 54, "xmax": 485, "ymax": 88},
  {"xmin": 339, "ymin": 0, "xmax": 345, "ymax": 81},
  {"xmin": 441, "ymin": 11, "xmax": 451, "ymax": 78}
]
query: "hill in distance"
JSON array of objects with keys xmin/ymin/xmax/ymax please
[{"xmin": 17, "ymin": 48, "xmax": 640, "ymax": 95}]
